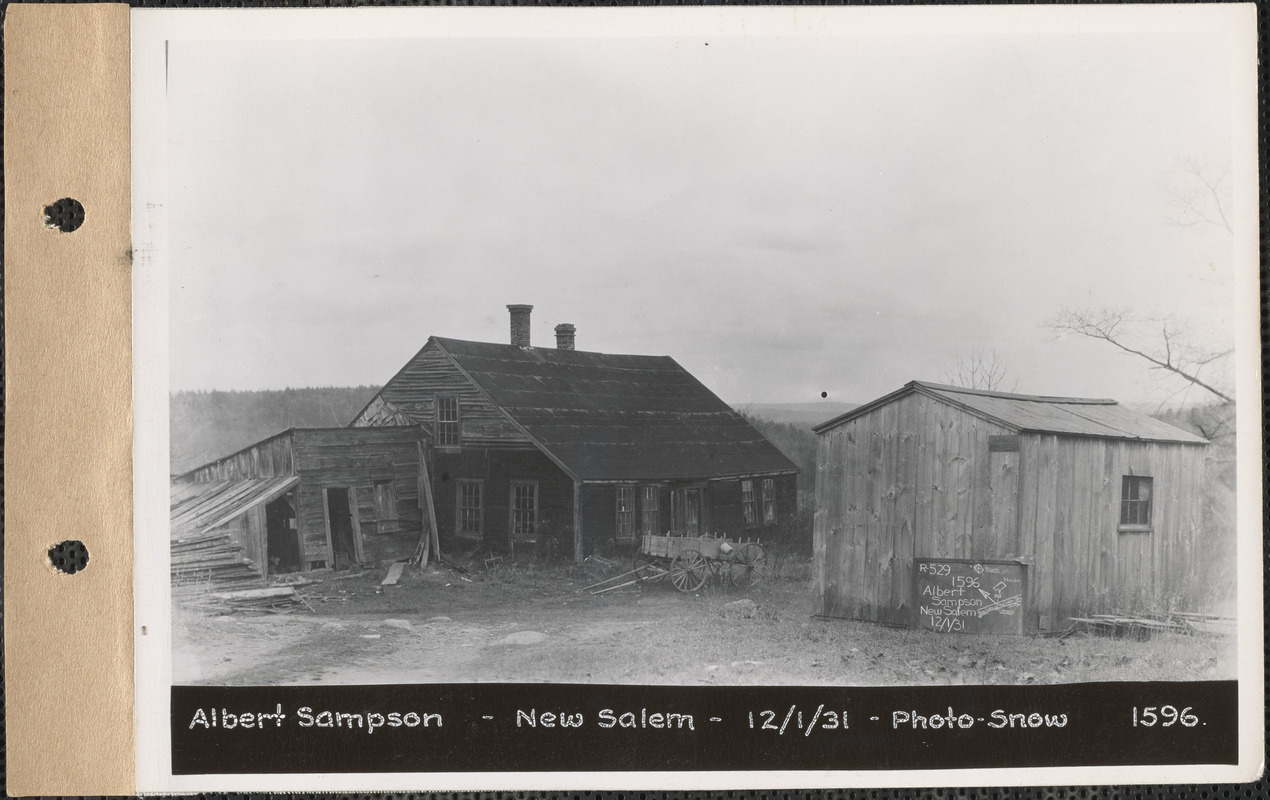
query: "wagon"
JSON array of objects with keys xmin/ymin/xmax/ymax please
[
  {"xmin": 584, "ymin": 532, "xmax": 766, "ymax": 595},
  {"xmin": 636, "ymin": 533, "xmax": 766, "ymax": 592}
]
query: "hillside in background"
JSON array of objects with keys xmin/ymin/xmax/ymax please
[
  {"xmin": 734, "ymin": 402, "xmax": 858, "ymax": 505},
  {"xmin": 738, "ymin": 401, "xmax": 857, "ymax": 429},
  {"xmin": 170, "ymin": 386, "xmax": 379, "ymax": 474}
]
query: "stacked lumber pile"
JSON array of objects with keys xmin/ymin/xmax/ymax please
[
  {"xmin": 1067, "ymin": 611, "xmax": 1236, "ymax": 639},
  {"xmin": 170, "ymin": 531, "xmax": 262, "ymax": 589}
]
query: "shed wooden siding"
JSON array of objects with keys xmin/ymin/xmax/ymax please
[
  {"xmin": 1017, "ymin": 434, "xmax": 1205, "ymax": 631},
  {"xmin": 350, "ymin": 343, "xmax": 530, "ymax": 446},
  {"xmin": 183, "ymin": 427, "xmax": 427, "ymax": 569},
  {"xmin": 814, "ymin": 393, "xmax": 1014, "ymax": 625},
  {"xmin": 186, "ymin": 432, "xmax": 295, "ymax": 482},
  {"xmin": 816, "ymin": 393, "xmax": 1208, "ymax": 632},
  {"xmin": 289, "ymin": 428, "xmax": 426, "ymax": 565}
]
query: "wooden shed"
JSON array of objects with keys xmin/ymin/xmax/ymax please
[
  {"xmin": 170, "ymin": 426, "xmax": 428, "ymax": 587},
  {"xmin": 812, "ymin": 381, "xmax": 1208, "ymax": 634}
]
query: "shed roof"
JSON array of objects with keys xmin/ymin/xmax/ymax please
[
  {"xmin": 171, "ymin": 476, "xmax": 300, "ymax": 540},
  {"xmin": 431, "ymin": 337, "xmax": 799, "ymax": 481},
  {"xmin": 813, "ymin": 381, "xmax": 1208, "ymax": 445}
]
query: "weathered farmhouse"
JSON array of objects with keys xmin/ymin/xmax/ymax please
[
  {"xmin": 350, "ymin": 305, "xmax": 799, "ymax": 560},
  {"xmin": 812, "ymin": 381, "xmax": 1208, "ymax": 634},
  {"xmin": 170, "ymin": 426, "xmax": 428, "ymax": 586},
  {"xmin": 170, "ymin": 306, "xmax": 798, "ymax": 583}
]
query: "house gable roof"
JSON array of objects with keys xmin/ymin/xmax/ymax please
[
  {"xmin": 813, "ymin": 380, "xmax": 1208, "ymax": 445},
  {"xmin": 429, "ymin": 337, "xmax": 799, "ymax": 482}
]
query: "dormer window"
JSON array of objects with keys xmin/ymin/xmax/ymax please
[{"xmin": 436, "ymin": 395, "xmax": 460, "ymax": 446}]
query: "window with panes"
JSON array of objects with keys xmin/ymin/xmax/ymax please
[
  {"xmin": 1120, "ymin": 476, "xmax": 1153, "ymax": 529},
  {"xmin": 435, "ymin": 395, "xmax": 460, "ymax": 446},
  {"xmin": 615, "ymin": 486, "xmax": 636, "ymax": 540},
  {"xmin": 761, "ymin": 478, "xmax": 777, "ymax": 523},
  {"xmin": 741, "ymin": 479, "xmax": 758, "ymax": 524},
  {"xmin": 457, "ymin": 480, "xmax": 482, "ymax": 536},
  {"xmin": 511, "ymin": 481, "xmax": 537, "ymax": 539},
  {"xmin": 640, "ymin": 486, "xmax": 660, "ymax": 535}
]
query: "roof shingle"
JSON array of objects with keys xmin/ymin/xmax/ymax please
[{"xmin": 435, "ymin": 337, "xmax": 799, "ymax": 481}]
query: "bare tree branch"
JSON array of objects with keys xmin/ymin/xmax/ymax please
[
  {"xmin": 1168, "ymin": 160, "xmax": 1234, "ymax": 234},
  {"xmin": 1046, "ymin": 307, "xmax": 1233, "ymax": 404}
]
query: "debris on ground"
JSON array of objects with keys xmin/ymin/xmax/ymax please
[
  {"xmin": 383, "ymin": 618, "xmax": 413, "ymax": 631},
  {"xmin": 720, "ymin": 599, "xmax": 758, "ymax": 619},
  {"xmin": 381, "ymin": 561, "xmax": 407, "ymax": 586},
  {"xmin": 1065, "ymin": 612, "xmax": 1236, "ymax": 640},
  {"xmin": 583, "ymin": 554, "xmax": 620, "ymax": 580},
  {"xmin": 209, "ymin": 586, "xmax": 305, "ymax": 613}
]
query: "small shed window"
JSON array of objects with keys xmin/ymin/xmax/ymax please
[
  {"xmin": 640, "ymin": 486, "xmax": 660, "ymax": 535},
  {"xmin": 616, "ymin": 486, "xmax": 636, "ymax": 541},
  {"xmin": 762, "ymin": 478, "xmax": 777, "ymax": 523},
  {"xmin": 741, "ymin": 480, "xmax": 758, "ymax": 525},
  {"xmin": 457, "ymin": 480, "xmax": 482, "ymax": 537},
  {"xmin": 1120, "ymin": 476, "xmax": 1153, "ymax": 530},
  {"xmin": 436, "ymin": 395, "xmax": 460, "ymax": 446}
]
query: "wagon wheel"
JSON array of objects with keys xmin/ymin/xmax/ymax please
[
  {"xmin": 728, "ymin": 543, "xmax": 766, "ymax": 587},
  {"xmin": 669, "ymin": 550, "xmax": 708, "ymax": 593}
]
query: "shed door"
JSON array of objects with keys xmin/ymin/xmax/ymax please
[{"xmin": 325, "ymin": 487, "xmax": 363, "ymax": 570}]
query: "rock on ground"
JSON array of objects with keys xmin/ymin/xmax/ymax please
[
  {"xmin": 493, "ymin": 631, "xmax": 548, "ymax": 646},
  {"xmin": 383, "ymin": 619, "xmax": 413, "ymax": 631}
]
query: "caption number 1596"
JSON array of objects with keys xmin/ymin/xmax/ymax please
[{"xmin": 1132, "ymin": 706, "xmax": 1200, "ymax": 727}]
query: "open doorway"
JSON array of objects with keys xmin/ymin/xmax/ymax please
[
  {"xmin": 325, "ymin": 487, "xmax": 362, "ymax": 571},
  {"xmin": 265, "ymin": 493, "xmax": 302, "ymax": 574}
]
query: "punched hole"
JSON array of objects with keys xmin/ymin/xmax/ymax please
[
  {"xmin": 48, "ymin": 540, "xmax": 90, "ymax": 574},
  {"xmin": 43, "ymin": 197, "xmax": 86, "ymax": 233}
]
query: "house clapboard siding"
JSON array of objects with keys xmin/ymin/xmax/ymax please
[
  {"xmin": 351, "ymin": 344, "xmax": 530, "ymax": 445},
  {"xmin": 814, "ymin": 382, "xmax": 1208, "ymax": 633}
]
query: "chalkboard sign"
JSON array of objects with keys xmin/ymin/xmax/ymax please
[{"xmin": 912, "ymin": 558, "xmax": 1028, "ymax": 635}]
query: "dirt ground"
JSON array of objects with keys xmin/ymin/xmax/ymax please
[{"xmin": 173, "ymin": 558, "xmax": 1235, "ymax": 686}]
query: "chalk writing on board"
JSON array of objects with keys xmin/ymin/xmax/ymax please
[{"xmin": 913, "ymin": 559, "xmax": 1028, "ymax": 635}]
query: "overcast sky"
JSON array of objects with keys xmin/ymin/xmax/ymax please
[{"xmin": 166, "ymin": 26, "xmax": 1239, "ymax": 406}]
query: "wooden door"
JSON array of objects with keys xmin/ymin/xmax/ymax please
[{"xmin": 325, "ymin": 487, "xmax": 359, "ymax": 570}]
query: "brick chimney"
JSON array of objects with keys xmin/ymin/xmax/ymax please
[
  {"xmin": 554, "ymin": 323, "xmax": 576, "ymax": 351},
  {"xmin": 507, "ymin": 304, "xmax": 533, "ymax": 347}
]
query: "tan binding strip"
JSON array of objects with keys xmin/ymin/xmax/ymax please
[{"xmin": 3, "ymin": 4, "xmax": 134, "ymax": 794}]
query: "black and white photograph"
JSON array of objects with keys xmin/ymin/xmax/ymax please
[{"xmin": 130, "ymin": 4, "xmax": 1261, "ymax": 789}]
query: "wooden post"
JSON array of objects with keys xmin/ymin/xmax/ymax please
[
  {"xmin": 413, "ymin": 440, "xmax": 441, "ymax": 566},
  {"xmin": 573, "ymin": 480, "xmax": 584, "ymax": 563}
]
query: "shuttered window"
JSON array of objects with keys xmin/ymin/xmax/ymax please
[
  {"xmin": 373, "ymin": 479, "xmax": 396, "ymax": 525},
  {"xmin": 1120, "ymin": 476, "xmax": 1153, "ymax": 529}
]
